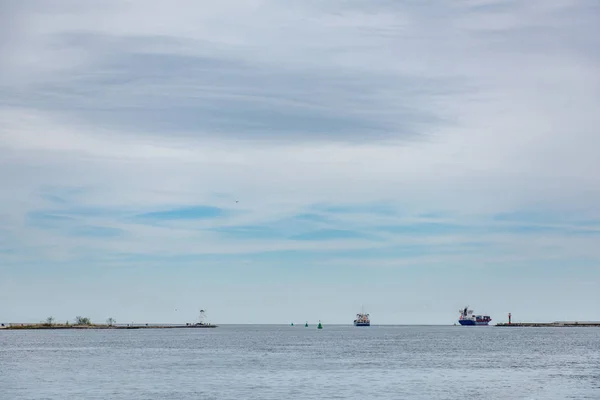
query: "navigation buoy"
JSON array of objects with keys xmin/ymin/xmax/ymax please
[
  {"xmin": 305, "ymin": 322, "xmax": 308, "ymax": 327},
  {"xmin": 291, "ymin": 322, "xmax": 294, "ymax": 326},
  {"xmin": 317, "ymin": 321, "xmax": 323, "ymax": 329}
]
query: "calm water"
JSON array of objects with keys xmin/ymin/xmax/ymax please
[{"xmin": 1, "ymin": 325, "xmax": 599, "ymax": 399}]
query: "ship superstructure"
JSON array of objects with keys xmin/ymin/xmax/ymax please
[{"xmin": 354, "ymin": 308, "xmax": 370, "ymax": 326}]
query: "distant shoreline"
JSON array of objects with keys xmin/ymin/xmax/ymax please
[
  {"xmin": 2, "ymin": 322, "xmax": 600, "ymax": 330},
  {"xmin": 1, "ymin": 323, "xmax": 217, "ymax": 330}
]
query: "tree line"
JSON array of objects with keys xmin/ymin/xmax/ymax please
[{"xmin": 44, "ymin": 316, "xmax": 116, "ymax": 326}]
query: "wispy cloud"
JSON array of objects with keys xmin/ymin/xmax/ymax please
[
  {"xmin": 289, "ymin": 229, "xmax": 378, "ymax": 241},
  {"xmin": 69, "ymin": 226, "xmax": 124, "ymax": 238},
  {"xmin": 135, "ymin": 205, "xmax": 228, "ymax": 221}
]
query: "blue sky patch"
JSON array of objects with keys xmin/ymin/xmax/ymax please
[
  {"xmin": 292, "ymin": 213, "xmax": 331, "ymax": 223},
  {"xmin": 69, "ymin": 226, "xmax": 123, "ymax": 238},
  {"xmin": 27, "ymin": 211, "xmax": 77, "ymax": 230},
  {"xmin": 289, "ymin": 229, "xmax": 377, "ymax": 241},
  {"xmin": 310, "ymin": 203, "xmax": 395, "ymax": 216},
  {"xmin": 135, "ymin": 205, "xmax": 227, "ymax": 221},
  {"xmin": 380, "ymin": 222, "xmax": 468, "ymax": 236},
  {"xmin": 211, "ymin": 225, "xmax": 282, "ymax": 240}
]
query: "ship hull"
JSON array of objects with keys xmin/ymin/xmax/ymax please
[
  {"xmin": 354, "ymin": 322, "xmax": 370, "ymax": 326},
  {"xmin": 458, "ymin": 320, "xmax": 489, "ymax": 326}
]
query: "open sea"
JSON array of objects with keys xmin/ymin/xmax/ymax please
[{"xmin": 1, "ymin": 325, "xmax": 599, "ymax": 399}]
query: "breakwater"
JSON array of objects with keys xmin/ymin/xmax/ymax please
[
  {"xmin": 1, "ymin": 323, "xmax": 217, "ymax": 330},
  {"xmin": 496, "ymin": 321, "xmax": 600, "ymax": 327}
]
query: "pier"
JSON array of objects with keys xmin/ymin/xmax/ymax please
[
  {"xmin": 1, "ymin": 323, "xmax": 217, "ymax": 330},
  {"xmin": 494, "ymin": 312, "xmax": 600, "ymax": 327},
  {"xmin": 496, "ymin": 321, "xmax": 600, "ymax": 327},
  {"xmin": 0, "ymin": 308, "xmax": 219, "ymax": 331}
]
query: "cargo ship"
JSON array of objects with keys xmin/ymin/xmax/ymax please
[
  {"xmin": 353, "ymin": 308, "xmax": 370, "ymax": 326},
  {"xmin": 458, "ymin": 306, "xmax": 491, "ymax": 326}
]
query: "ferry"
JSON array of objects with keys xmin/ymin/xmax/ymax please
[
  {"xmin": 458, "ymin": 306, "xmax": 491, "ymax": 326},
  {"xmin": 354, "ymin": 309, "xmax": 370, "ymax": 326}
]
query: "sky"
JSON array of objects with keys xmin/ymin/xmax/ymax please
[{"xmin": 1, "ymin": 0, "xmax": 599, "ymax": 325}]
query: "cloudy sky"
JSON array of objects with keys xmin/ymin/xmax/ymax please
[{"xmin": 1, "ymin": 0, "xmax": 599, "ymax": 324}]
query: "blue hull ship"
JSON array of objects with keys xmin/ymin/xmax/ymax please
[
  {"xmin": 458, "ymin": 319, "xmax": 488, "ymax": 326},
  {"xmin": 458, "ymin": 306, "xmax": 491, "ymax": 326}
]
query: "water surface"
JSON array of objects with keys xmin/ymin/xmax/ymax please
[{"xmin": 1, "ymin": 325, "xmax": 599, "ymax": 399}]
